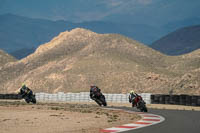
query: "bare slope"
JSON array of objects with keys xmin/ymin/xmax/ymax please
[{"xmin": 0, "ymin": 28, "xmax": 199, "ymax": 94}]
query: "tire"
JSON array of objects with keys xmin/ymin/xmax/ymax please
[
  {"xmin": 102, "ymin": 99, "xmax": 107, "ymax": 106},
  {"xmin": 180, "ymin": 95, "xmax": 187, "ymax": 105},
  {"xmin": 143, "ymin": 106, "xmax": 148, "ymax": 112},
  {"xmin": 186, "ymin": 95, "xmax": 191, "ymax": 106},
  {"xmin": 95, "ymin": 99, "xmax": 102, "ymax": 106},
  {"xmin": 140, "ymin": 107, "xmax": 148, "ymax": 112},
  {"xmin": 31, "ymin": 96, "xmax": 36, "ymax": 104},
  {"xmin": 159, "ymin": 95, "xmax": 165, "ymax": 104},
  {"xmin": 139, "ymin": 101, "xmax": 147, "ymax": 112},
  {"xmin": 191, "ymin": 96, "xmax": 198, "ymax": 106},
  {"xmin": 174, "ymin": 95, "xmax": 180, "ymax": 105},
  {"xmin": 197, "ymin": 96, "xmax": 200, "ymax": 106},
  {"xmin": 154, "ymin": 95, "xmax": 160, "ymax": 104},
  {"xmin": 165, "ymin": 95, "xmax": 170, "ymax": 104},
  {"xmin": 25, "ymin": 98, "xmax": 30, "ymax": 103},
  {"xmin": 139, "ymin": 106, "xmax": 147, "ymax": 112},
  {"xmin": 100, "ymin": 95, "xmax": 107, "ymax": 106},
  {"xmin": 150, "ymin": 95, "xmax": 155, "ymax": 104}
]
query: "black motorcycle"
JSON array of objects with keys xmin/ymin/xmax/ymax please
[
  {"xmin": 90, "ymin": 92, "xmax": 107, "ymax": 106},
  {"xmin": 132, "ymin": 95, "xmax": 148, "ymax": 112},
  {"xmin": 19, "ymin": 90, "xmax": 36, "ymax": 104}
]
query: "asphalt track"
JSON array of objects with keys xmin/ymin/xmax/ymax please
[{"xmin": 107, "ymin": 106, "xmax": 200, "ymax": 133}]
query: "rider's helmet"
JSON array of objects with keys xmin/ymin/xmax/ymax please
[
  {"xmin": 130, "ymin": 90, "xmax": 134, "ymax": 94},
  {"xmin": 91, "ymin": 85, "xmax": 98, "ymax": 91},
  {"xmin": 21, "ymin": 83, "xmax": 26, "ymax": 89},
  {"xmin": 90, "ymin": 85, "xmax": 94, "ymax": 88}
]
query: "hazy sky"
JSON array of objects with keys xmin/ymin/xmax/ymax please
[{"xmin": 0, "ymin": 0, "xmax": 200, "ymax": 26}]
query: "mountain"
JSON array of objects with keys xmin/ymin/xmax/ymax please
[
  {"xmin": 0, "ymin": 13, "xmax": 164, "ymax": 59},
  {"xmin": 0, "ymin": 49, "xmax": 16, "ymax": 66},
  {"xmin": 0, "ymin": 28, "xmax": 199, "ymax": 95},
  {"xmin": 150, "ymin": 25, "xmax": 200, "ymax": 55}
]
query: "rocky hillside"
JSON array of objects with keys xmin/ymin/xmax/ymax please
[
  {"xmin": 151, "ymin": 25, "xmax": 200, "ymax": 55},
  {"xmin": 0, "ymin": 28, "xmax": 199, "ymax": 95},
  {"xmin": 165, "ymin": 49, "xmax": 200, "ymax": 94},
  {"xmin": 0, "ymin": 50, "xmax": 16, "ymax": 66}
]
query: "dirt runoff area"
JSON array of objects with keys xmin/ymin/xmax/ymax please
[{"xmin": 0, "ymin": 101, "xmax": 140, "ymax": 133}]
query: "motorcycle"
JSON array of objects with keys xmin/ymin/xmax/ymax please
[
  {"xmin": 132, "ymin": 95, "xmax": 148, "ymax": 112},
  {"xmin": 90, "ymin": 92, "xmax": 107, "ymax": 106},
  {"xmin": 19, "ymin": 90, "xmax": 36, "ymax": 104}
]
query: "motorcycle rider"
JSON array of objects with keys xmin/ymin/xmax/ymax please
[
  {"xmin": 129, "ymin": 90, "xmax": 139, "ymax": 107},
  {"xmin": 18, "ymin": 83, "xmax": 33, "ymax": 98},
  {"xmin": 90, "ymin": 85, "xmax": 101, "ymax": 100}
]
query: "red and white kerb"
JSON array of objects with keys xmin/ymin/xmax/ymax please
[{"xmin": 100, "ymin": 109, "xmax": 165, "ymax": 133}]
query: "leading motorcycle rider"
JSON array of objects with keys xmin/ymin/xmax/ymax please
[{"xmin": 18, "ymin": 83, "xmax": 33, "ymax": 98}]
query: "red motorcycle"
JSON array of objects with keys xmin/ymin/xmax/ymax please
[{"xmin": 132, "ymin": 95, "xmax": 148, "ymax": 112}]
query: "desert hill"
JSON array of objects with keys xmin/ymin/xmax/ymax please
[
  {"xmin": 151, "ymin": 25, "xmax": 200, "ymax": 55},
  {"xmin": 0, "ymin": 28, "xmax": 199, "ymax": 94},
  {"xmin": 0, "ymin": 50, "xmax": 16, "ymax": 66}
]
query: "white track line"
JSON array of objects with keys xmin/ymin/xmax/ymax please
[{"xmin": 100, "ymin": 108, "xmax": 165, "ymax": 133}]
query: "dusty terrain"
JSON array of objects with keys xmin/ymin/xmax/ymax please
[{"xmin": 0, "ymin": 101, "xmax": 140, "ymax": 133}]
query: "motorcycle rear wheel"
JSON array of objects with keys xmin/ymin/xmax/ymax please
[{"xmin": 143, "ymin": 107, "xmax": 148, "ymax": 112}]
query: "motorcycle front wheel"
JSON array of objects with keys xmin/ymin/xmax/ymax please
[
  {"xmin": 31, "ymin": 95, "xmax": 36, "ymax": 104},
  {"xmin": 95, "ymin": 99, "xmax": 102, "ymax": 106}
]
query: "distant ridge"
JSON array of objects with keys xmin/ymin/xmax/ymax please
[{"xmin": 151, "ymin": 25, "xmax": 200, "ymax": 55}]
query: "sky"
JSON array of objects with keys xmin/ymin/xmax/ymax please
[{"xmin": 0, "ymin": 0, "xmax": 200, "ymax": 27}]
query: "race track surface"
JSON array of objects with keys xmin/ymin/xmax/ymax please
[{"xmin": 107, "ymin": 106, "xmax": 200, "ymax": 133}]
